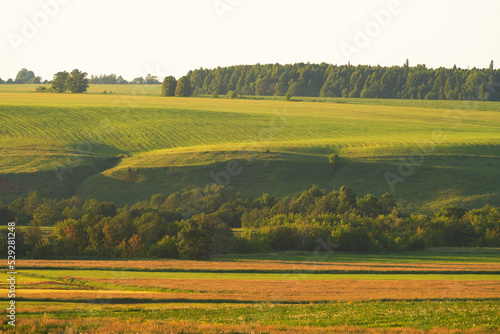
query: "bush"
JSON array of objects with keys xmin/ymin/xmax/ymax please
[
  {"xmin": 332, "ymin": 228, "xmax": 374, "ymax": 252},
  {"xmin": 233, "ymin": 232, "xmax": 269, "ymax": 253},
  {"xmin": 226, "ymin": 90, "xmax": 238, "ymax": 99},
  {"xmin": 328, "ymin": 153, "xmax": 340, "ymax": 167},
  {"xmin": 262, "ymin": 226, "xmax": 299, "ymax": 251},
  {"xmin": 150, "ymin": 236, "xmax": 179, "ymax": 259}
]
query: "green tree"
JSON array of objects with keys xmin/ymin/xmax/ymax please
[
  {"xmin": 286, "ymin": 82, "xmax": 302, "ymax": 97},
  {"xmin": 66, "ymin": 69, "xmax": 89, "ymax": 93},
  {"xmin": 175, "ymin": 76, "xmax": 192, "ymax": 97},
  {"xmin": 131, "ymin": 77, "xmax": 145, "ymax": 84},
  {"xmin": 178, "ymin": 214, "xmax": 231, "ymax": 260},
  {"xmin": 328, "ymin": 153, "xmax": 340, "ymax": 167},
  {"xmin": 150, "ymin": 235, "xmax": 179, "ymax": 259},
  {"xmin": 32, "ymin": 203, "xmax": 61, "ymax": 226},
  {"xmin": 15, "ymin": 68, "xmax": 36, "ymax": 84},
  {"xmin": 274, "ymin": 82, "xmax": 287, "ymax": 96},
  {"xmin": 145, "ymin": 74, "xmax": 159, "ymax": 84},
  {"xmin": 161, "ymin": 76, "xmax": 177, "ymax": 96},
  {"xmin": 52, "ymin": 71, "xmax": 69, "ymax": 93}
]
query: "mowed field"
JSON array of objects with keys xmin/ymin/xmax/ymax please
[
  {"xmin": 1, "ymin": 86, "xmax": 500, "ymax": 212},
  {"xmin": 1, "ymin": 249, "xmax": 499, "ymax": 333}
]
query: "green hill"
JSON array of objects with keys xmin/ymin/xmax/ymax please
[{"xmin": 1, "ymin": 89, "xmax": 499, "ymax": 213}]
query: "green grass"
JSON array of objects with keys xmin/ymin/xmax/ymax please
[
  {"xmin": 14, "ymin": 269, "xmax": 500, "ymax": 281},
  {"xmin": 215, "ymin": 248, "xmax": 500, "ymax": 264},
  {"xmin": 2, "ymin": 249, "xmax": 498, "ymax": 332},
  {"xmin": 0, "ymin": 89, "xmax": 499, "ymax": 212},
  {"xmin": 3, "ymin": 300, "xmax": 498, "ymax": 332}
]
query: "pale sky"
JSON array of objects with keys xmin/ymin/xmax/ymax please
[{"xmin": 1, "ymin": 0, "xmax": 499, "ymax": 81}]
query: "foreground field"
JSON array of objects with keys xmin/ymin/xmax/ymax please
[
  {"xmin": 1, "ymin": 250, "xmax": 499, "ymax": 333},
  {"xmin": 1, "ymin": 89, "xmax": 500, "ymax": 212}
]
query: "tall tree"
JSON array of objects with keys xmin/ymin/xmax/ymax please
[
  {"xmin": 175, "ymin": 76, "xmax": 192, "ymax": 97},
  {"xmin": 15, "ymin": 68, "xmax": 35, "ymax": 84},
  {"xmin": 52, "ymin": 71, "xmax": 69, "ymax": 93},
  {"xmin": 66, "ymin": 69, "xmax": 89, "ymax": 94},
  {"xmin": 162, "ymin": 76, "xmax": 177, "ymax": 96}
]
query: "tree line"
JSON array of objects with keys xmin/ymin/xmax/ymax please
[
  {"xmin": 5, "ymin": 61, "xmax": 499, "ymax": 101},
  {"xmin": 0, "ymin": 69, "xmax": 160, "ymax": 86},
  {"xmin": 1, "ymin": 186, "xmax": 498, "ymax": 260},
  {"xmin": 183, "ymin": 61, "xmax": 500, "ymax": 100}
]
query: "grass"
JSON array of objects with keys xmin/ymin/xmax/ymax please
[
  {"xmin": 1, "ymin": 300, "xmax": 497, "ymax": 333},
  {"xmin": 1, "ymin": 252, "xmax": 499, "ymax": 333},
  {"xmin": 215, "ymin": 248, "xmax": 500, "ymax": 263},
  {"xmin": 1, "ymin": 89, "xmax": 499, "ymax": 212}
]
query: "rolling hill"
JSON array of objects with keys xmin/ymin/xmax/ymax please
[{"xmin": 1, "ymin": 87, "xmax": 499, "ymax": 213}]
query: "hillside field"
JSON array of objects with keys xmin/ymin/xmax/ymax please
[{"xmin": 0, "ymin": 85, "xmax": 500, "ymax": 213}]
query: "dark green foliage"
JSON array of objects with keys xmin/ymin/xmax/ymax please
[
  {"xmin": 66, "ymin": 69, "xmax": 89, "ymax": 93},
  {"xmin": 328, "ymin": 153, "xmax": 340, "ymax": 167},
  {"xmin": 226, "ymin": 90, "xmax": 238, "ymax": 99},
  {"xmin": 52, "ymin": 71, "xmax": 69, "ymax": 93},
  {"xmin": 184, "ymin": 62, "xmax": 500, "ymax": 101},
  {"xmin": 3, "ymin": 185, "xmax": 499, "ymax": 260},
  {"xmin": 262, "ymin": 226, "xmax": 299, "ymax": 251},
  {"xmin": 161, "ymin": 76, "xmax": 177, "ymax": 96},
  {"xmin": 150, "ymin": 235, "xmax": 179, "ymax": 258},
  {"xmin": 175, "ymin": 76, "xmax": 192, "ymax": 97},
  {"xmin": 89, "ymin": 74, "xmax": 128, "ymax": 84},
  {"xmin": 178, "ymin": 214, "xmax": 232, "ymax": 260},
  {"xmin": 15, "ymin": 68, "xmax": 36, "ymax": 84}
]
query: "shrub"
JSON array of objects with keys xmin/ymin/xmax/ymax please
[
  {"xmin": 150, "ymin": 236, "xmax": 179, "ymax": 259},
  {"xmin": 328, "ymin": 153, "xmax": 340, "ymax": 167},
  {"xmin": 226, "ymin": 90, "xmax": 238, "ymax": 99}
]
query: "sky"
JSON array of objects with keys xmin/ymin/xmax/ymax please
[{"xmin": 1, "ymin": 0, "xmax": 499, "ymax": 81}]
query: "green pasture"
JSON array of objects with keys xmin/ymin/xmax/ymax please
[
  {"xmin": 2, "ymin": 300, "xmax": 498, "ymax": 332},
  {"xmin": 13, "ymin": 269, "xmax": 499, "ymax": 281},
  {"xmin": 215, "ymin": 248, "xmax": 500, "ymax": 264},
  {"xmin": 0, "ymin": 89, "xmax": 499, "ymax": 212}
]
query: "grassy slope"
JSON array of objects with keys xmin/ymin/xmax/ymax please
[{"xmin": 0, "ymin": 87, "xmax": 499, "ymax": 213}]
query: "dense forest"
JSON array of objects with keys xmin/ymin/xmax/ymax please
[
  {"xmin": 184, "ymin": 61, "xmax": 500, "ymax": 100},
  {"xmin": 1, "ymin": 186, "xmax": 499, "ymax": 260}
]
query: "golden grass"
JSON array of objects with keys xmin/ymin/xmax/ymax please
[
  {"xmin": 7, "ymin": 279, "xmax": 499, "ymax": 303},
  {"xmin": 6, "ymin": 318, "xmax": 483, "ymax": 334}
]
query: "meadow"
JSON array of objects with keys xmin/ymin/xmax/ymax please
[
  {"xmin": 0, "ymin": 249, "xmax": 498, "ymax": 333},
  {"xmin": 1, "ymin": 85, "xmax": 500, "ymax": 212},
  {"xmin": 1, "ymin": 86, "xmax": 499, "ymax": 333}
]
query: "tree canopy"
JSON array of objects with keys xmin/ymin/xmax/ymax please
[
  {"xmin": 162, "ymin": 76, "xmax": 177, "ymax": 96},
  {"xmin": 175, "ymin": 76, "xmax": 192, "ymax": 97},
  {"xmin": 183, "ymin": 61, "xmax": 500, "ymax": 101}
]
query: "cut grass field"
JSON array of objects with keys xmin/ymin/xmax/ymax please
[
  {"xmin": 1, "ymin": 86, "xmax": 500, "ymax": 212},
  {"xmin": 1, "ymin": 249, "xmax": 499, "ymax": 333}
]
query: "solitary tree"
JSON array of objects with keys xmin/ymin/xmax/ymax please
[
  {"xmin": 175, "ymin": 76, "xmax": 192, "ymax": 97},
  {"xmin": 328, "ymin": 153, "xmax": 340, "ymax": 168},
  {"xmin": 162, "ymin": 76, "xmax": 177, "ymax": 96},
  {"xmin": 66, "ymin": 69, "xmax": 89, "ymax": 93},
  {"xmin": 52, "ymin": 71, "xmax": 69, "ymax": 93}
]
